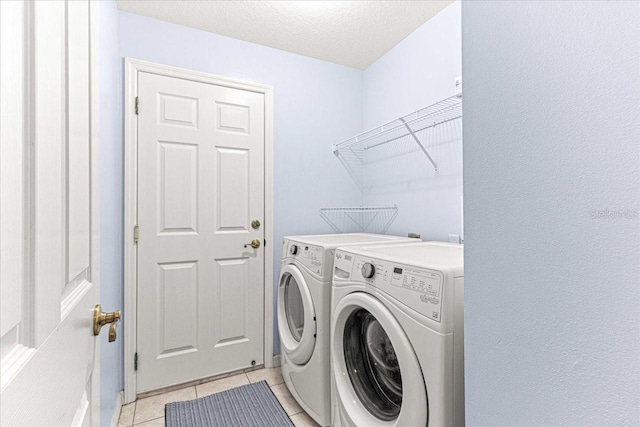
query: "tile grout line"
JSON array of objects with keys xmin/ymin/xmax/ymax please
[
  {"xmin": 130, "ymin": 402, "xmax": 137, "ymax": 427},
  {"xmin": 132, "ymin": 415, "xmax": 163, "ymax": 426},
  {"xmin": 135, "ymin": 386, "xmax": 195, "ymax": 425}
]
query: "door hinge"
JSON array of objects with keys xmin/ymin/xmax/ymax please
[
  {"xmin": 135, "ymin": 97, "xmax": 139, "ymax": 115},
  {"xmin": 134, "ymin": 225, "xmax": 139, "ymax": 244},
  {"xmin": 134, "ymin": 353, "xmax": 138, "ymax": 371}
]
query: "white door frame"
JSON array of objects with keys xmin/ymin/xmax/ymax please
[{"xmin": 123, "ymin": 58, "xmax": 275, "ymax": 403}]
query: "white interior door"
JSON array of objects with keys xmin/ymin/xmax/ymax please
[
  {"xmin": 136, "ymin": 72, "xmax": 265, "ymax": 392},
  {"xmin": 0, "ymin": 1, "xmax": 102, "ymax": 425}
]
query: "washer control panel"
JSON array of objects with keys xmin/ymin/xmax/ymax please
[
  {"xmin": 390, "ymin": 266, "xmax": 441, "ymax": 298},
  {"xmin": 334, "ymin": 249, "xmax": 444, "ymax": 322},
  {"xmin": 286, "ymin": 241, "xmax": 324, "ymax": 276}
]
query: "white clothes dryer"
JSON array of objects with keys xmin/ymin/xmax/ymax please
[
  {"xmin": 331, "ymin": 242, "xmax": 464, "ymax": 427},
  {"xmin": 278, "ymin": 234, "xmax": 419, "ymax": 426}
]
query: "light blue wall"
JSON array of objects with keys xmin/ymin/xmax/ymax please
[
  {"xmin": 117, "ymin": 11, "xmax": 363, "ymax": 355},
  {"xmin": 360, "ymin": 2, "xmax": 462, "ymax": 241},
  {"xmin": 98, "ymin": 1, "xmax": 124, "ymax": 426},
  {"xmin": 363, "ymin": 1, "xmax": 461, "ymax": 129},
  {"xmin": 462, "ymin": 1, "xmax": 640, "ymax": 425}
]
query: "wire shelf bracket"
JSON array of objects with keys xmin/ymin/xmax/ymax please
[{"xmin": 399, "ymin": 117, "xmax": 438, "ymax": 172}]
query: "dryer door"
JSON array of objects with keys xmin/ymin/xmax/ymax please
[
  {"xmin": 332, "ymin": 292, "xmax": 428, "ymax": 427},
  {"xmin": 277, "ymin": 264, "xmax": 316, "ymax": 365}
]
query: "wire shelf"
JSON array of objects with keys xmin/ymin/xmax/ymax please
[
  {"xmin": 320, "ymin": 206, "xmax": 398, "ymax": 234},
  {"xmin": 332, "ymin": 94, "xmax": 462, "ymax": 191}
]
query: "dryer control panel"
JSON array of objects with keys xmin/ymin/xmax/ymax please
[
  {"xmin": 285, "ymin": 241, "xmax": 324, "ymax": 276},
  {"xmin": 334, "ymin": 250, "xmax": 444, "ymax": 323}
]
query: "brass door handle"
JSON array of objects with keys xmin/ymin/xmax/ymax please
[
  {"xmin": 93, "ymin": 304, "xmax": 121, "ymax": 342},
  {"xmin": 244, "ymin": 239, "xmax": 261, "ymax": 249}
]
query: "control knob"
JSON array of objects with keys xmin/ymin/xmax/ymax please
[
  {"xmin": 290, "ymin": 244, "xmax": 298, "ymax": 255},
  {"xmin": 361, "ymin": 262, "xmax": 375, "ymax": 279}
]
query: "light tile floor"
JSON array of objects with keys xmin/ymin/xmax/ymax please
[{"xmin": 118, "ymin": 367, "xmax": 320, "ymax": 427}]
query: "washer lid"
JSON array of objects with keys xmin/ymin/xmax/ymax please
[{"xmin": 277, "ymin": 264, "xmax": 316, "ymax": 365}]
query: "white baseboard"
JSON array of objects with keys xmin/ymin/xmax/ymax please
[{"xmin": 109, "ymin": 391, "xmax": 123, "ymax": 427}]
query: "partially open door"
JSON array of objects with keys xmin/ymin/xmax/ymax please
[{"xmin": 0, "ymin": 1, "xmax": 108, "ymax": 425}]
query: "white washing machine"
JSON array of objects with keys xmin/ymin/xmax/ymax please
[
  {"xmin": 278, "ymin": 233, "xmax": 420, "ymax": 426},
  {"xmin": 331, "ymin": 242, "xmax": 464, "ymax": 427}
]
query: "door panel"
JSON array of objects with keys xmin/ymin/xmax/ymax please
[
  {"xmin": 216, "ymin": 101, "xmax": 250, "ymax": 134},
  {"xmin": 159, "ymin": 93, "xmax": 199, "ymax": 127},
  {"xmin": 158, "ymin": 261, "xmax": 199, "ymax": 356},
  {"xmin": 157, "ymin": 141, "xmax": 199, "ymax": 234},
  {"xmin": 0, "ymin": 1, "xmax": 100, "ymax": 425},
  {"xmin": 32, "ymin": 0, "xmax": 66, "ymax": 343},
  {"xmin": 0, "ymin": 0, "xmax": 26, "ymax": 352},
  {"xmin": 216, "ymin": 147, "xmax": 250, "ymax": 230},
  {"xmin": 137, "ymin": 72, "xmax": 265, "ymax": 392},
  {"xmin": 67, "ymin": 0, "xmax": 91, "ymax": 285},
  {"xmin": 215, "ymin": 257, "xmax": 250, "ymax": 346}
]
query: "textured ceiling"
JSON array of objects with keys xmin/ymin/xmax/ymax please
[{"xmin": 116, "ymin": 0, "xmax": 454, "ymax": 69}]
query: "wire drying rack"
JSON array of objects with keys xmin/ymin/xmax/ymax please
[{"xmin": 319, "ymin": 206, "xmax": 398, "ymax": 234}]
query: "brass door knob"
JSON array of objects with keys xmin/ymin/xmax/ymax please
[
  {"xmin": 93, "ymin": 304, "xmax": 121, "ymax": 342},
  {"xmin": 244, "ymin": 239, "xmax": 261, "ymax": 249}
]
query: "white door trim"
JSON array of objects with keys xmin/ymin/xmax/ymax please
[{"xmin": 123, "ymin": 58, "xmax": 275, "ymax": 403}]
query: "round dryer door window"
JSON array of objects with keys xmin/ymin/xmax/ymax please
[
  {"xmin": 344, "ymin": 309, "xmax": 402, "ymax": 421},
  {"xmin": 277, "ymin": 264, "xmax": 316, "ymax": 365}
]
